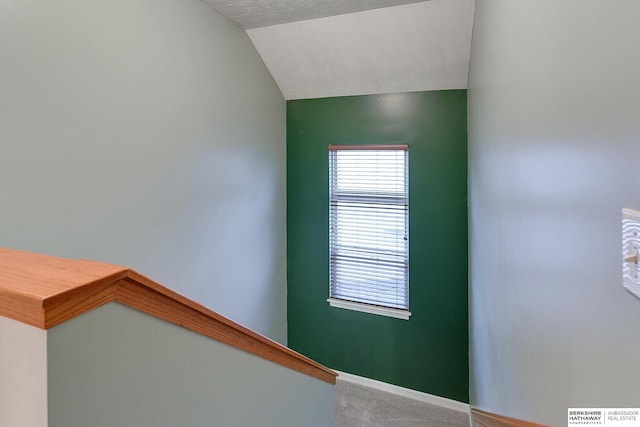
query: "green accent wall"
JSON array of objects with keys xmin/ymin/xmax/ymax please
[{"xmin": 287, "ymin": 90, "xmax": 468, "ymax": 403}]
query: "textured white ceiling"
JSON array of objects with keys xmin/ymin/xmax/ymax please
[
  {"xmin": 201, "ymin": 0, "xmax": 428, "ymax": 29},
  {"xmin": 247, "ymin": 0, "xmax": 475, "ymax": 100}
]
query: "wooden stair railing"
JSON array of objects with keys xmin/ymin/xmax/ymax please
[
  {"xmin": 471, "ymin": 408, "xmax": 552, "ymax": 427},
  {"xmin": 0, "ymin": 247, "xmax": 337, "ymax": 384}
]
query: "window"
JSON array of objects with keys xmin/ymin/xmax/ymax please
[{"xmin": 328, "ymin": 145, "xmax": 410, "ymax": 320}]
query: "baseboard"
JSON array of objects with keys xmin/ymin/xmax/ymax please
[
  {"xmin": 333, "ymin": 370, "xmax": 470, "ymax": 413},
  {"xmin": 470, "ymin": 408, "xmax": 550, "ymax": 427}
]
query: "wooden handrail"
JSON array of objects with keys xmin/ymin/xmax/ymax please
[
  {"xmin": 0, "ymin": 248, "xmax": 337, "ymax": 385},
  {"xmin": 471, "ymin": 408, "xmax": 553, "ymax": 427}
]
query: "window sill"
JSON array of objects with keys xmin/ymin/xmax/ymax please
[{"xmin": 327, "ymin": 298, "xmax": 411, "ymax": 320}]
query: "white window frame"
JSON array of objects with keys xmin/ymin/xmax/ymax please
[{"xmin": 327, "ymin": 144, "xmax": 410, "ymax": 320}]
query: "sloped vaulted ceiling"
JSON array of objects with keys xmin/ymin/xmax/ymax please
[
  {"xmin": 201, "ymin": 0, "xmax": 429, "ymax": 29},
  {"xmin": 203, "ymin": 0, "xmax": 476, "ymax": 100}
]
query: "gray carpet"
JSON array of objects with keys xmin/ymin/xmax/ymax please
[{"xmin": 336, "ymin": 379, "xmax": 470, "ymax": 427}]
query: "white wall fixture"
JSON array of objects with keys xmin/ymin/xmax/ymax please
[{"xmin": 622, "ymin": 208, "xmax": 640, "ymax": 300}]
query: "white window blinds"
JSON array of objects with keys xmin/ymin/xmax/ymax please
[{"xmin": 329, "ymin": 145, "xmax": 409, "ymax": 314}]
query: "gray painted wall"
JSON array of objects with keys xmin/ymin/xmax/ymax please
[
  {"xmin": 468, "ymin": 1, "xmax": 640, "ymax": 425},
  {"xmin": 47, "ymin": 303, "xmax": 335, "ymax": 427},
  {"xmin": 0, "ymin": 0, "xmax": 286, "ymax": 342},
  {"xmin": 0, "ymin": 316, "xmax": 47, "ymax": 427}
]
